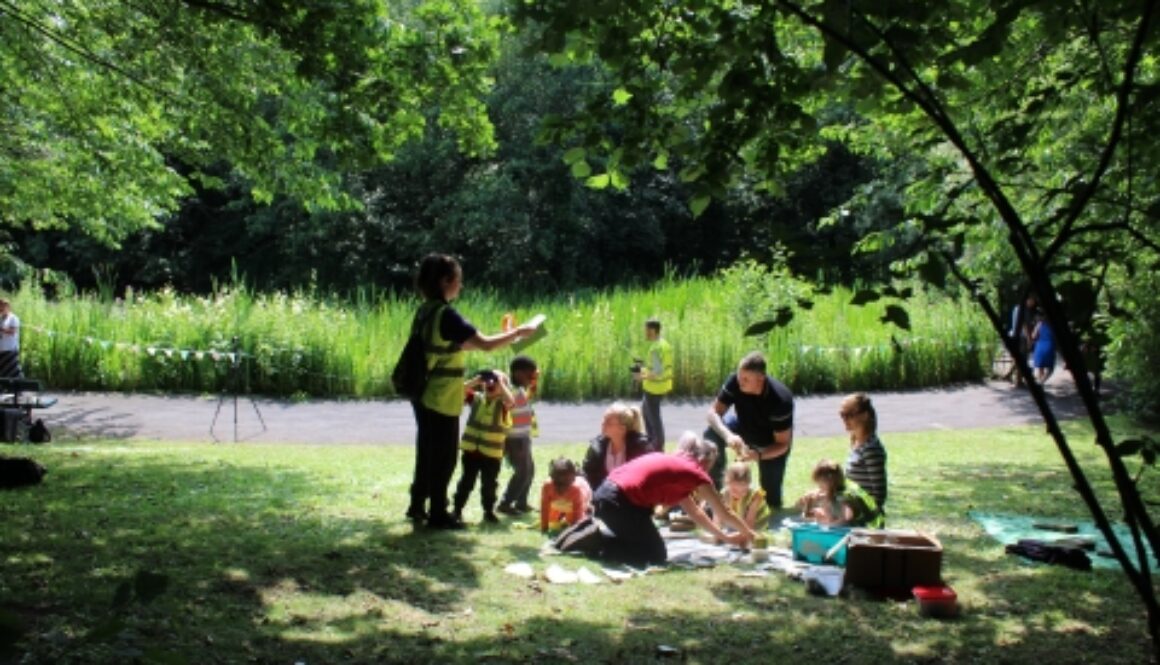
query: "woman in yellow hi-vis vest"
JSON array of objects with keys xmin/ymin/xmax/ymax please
[
  {"xmin": 636, "ymin": 318, "xmax": 673, "ymax": 450},
  {"xmin": 407, "ymin": 254, "xmax": 540, "ymax": 530}
]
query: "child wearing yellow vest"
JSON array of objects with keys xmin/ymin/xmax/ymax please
[{"xmin": 453, "ymin": 369, "xmax": 515, "ymax": 524}]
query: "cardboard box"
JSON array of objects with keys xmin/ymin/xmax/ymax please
[{"xmin": 845, "ymin": 529, "xmax": 942, "ymax": 589}]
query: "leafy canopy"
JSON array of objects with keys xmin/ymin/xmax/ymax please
[{"xmin": 0, "ymin": 0, "xmax": 503, "ymax": 243}]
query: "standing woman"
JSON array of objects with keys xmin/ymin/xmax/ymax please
[
  {"xmin": 839, "ymin": 393, "xmax": 887, "ymax": 515},
  {"xmin": 406, "ymin": 254, "xmax": 538, "ymax": 530}
]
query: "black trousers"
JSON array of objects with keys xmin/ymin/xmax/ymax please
[
  {"xmin": 593, "ymin": 482, "xmax": 666, "ymax": 567},
  {"xmin": 409, "ymin": 401, "xmax": 460, "ymax": 519},
  {"xmin": 454, "ymin": 451, "xmax": 501, "ymax": 513}
]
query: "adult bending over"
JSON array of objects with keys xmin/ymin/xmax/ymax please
[
  {"xmin": 591, "ymin": 432, "xmax": 756, "ymax": 567},
  {"xmin": 406, "ymin": 253, "xmax": 539, "ymax": 530},
  {"xmin": 581, "ymin": 401, "xmax": 654, "ymax": 492},
  {"xmin": 704, "ymin": 351, "xmax": 794, "ymax": 511},
  {"xmin": 840, "ymin": 393, "xmax": 887, "ymax": 513}
]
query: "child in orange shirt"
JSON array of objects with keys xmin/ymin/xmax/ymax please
[{"xmin": 540, "ymin": 458, "xmax": 591, "ymax": 535}]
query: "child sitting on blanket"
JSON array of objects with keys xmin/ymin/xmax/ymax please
[
  {"xmin": 540, "ymin": 458, "xmax": 591, "ymax": 535},
  {"xmin": 714, "ymin": 462, "xmax": 771, "ymax": 532},
  {"xmin": 796, "ymin": 459, "xmax": 883, "ymax": 528}
]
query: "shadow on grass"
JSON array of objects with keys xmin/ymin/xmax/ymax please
[{"xmin": 0, "ymin": 454, "xmax": 482, "ymax": 663}]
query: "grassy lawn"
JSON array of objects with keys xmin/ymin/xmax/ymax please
[{"xmin": 1, "ymin": 421, "xmax": 1156, "ymax": 664}]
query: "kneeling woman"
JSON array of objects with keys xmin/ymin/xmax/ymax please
[{"xmin": 592, "ymin": 432, "xmax": 757, "ymax": 567}]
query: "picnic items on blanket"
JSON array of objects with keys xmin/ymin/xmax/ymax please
[
  {"xmin": 968, "ymin": 512, "xmax": 1149, "ymax": 570},
  {"xmin": 1005, "ymin": 539, "xmax": 1092, "ymax": 571},
  {"xmin": 802, "ymin": 565, "xmax": 845, "ymax": 596}
]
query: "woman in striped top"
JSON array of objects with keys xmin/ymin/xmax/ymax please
[{"xmin": 840, "ymin": 393, "xmax": 887, "ymax": 514}]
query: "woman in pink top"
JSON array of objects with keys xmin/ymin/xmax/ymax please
[{"xmin": 593, "ymin": 432, "xmax": 756, "ymax": 567}]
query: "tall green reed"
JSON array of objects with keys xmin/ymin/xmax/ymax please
[{"xmin": 13, "ymin": 272, "xmax": 991, "ymax": 400}]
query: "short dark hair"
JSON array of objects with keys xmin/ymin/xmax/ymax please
[
  {"xmin": 415, "ymin": 253, "xmax": 461, "ymax": 300},
  {"xmin": 549, "ymin": 457, "xmax": 577, "ymax": 483},
  {"xmin": 739, "ymin": 351, "xmax": 766, "ymax": 374},
  {"xmin": 510, "ymin": 355, "xmax": 537, "ymax": 375},
  {"xmin": 645, "ymin": 319, "xmax": 662, "ymax": 333}
]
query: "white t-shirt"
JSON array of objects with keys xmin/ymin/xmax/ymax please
[{"xmin": 0, "ymin": 313, "xmax": 20, "ymax": 352}]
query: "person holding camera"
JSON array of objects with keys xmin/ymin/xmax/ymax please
[
  {"xmin": 634, "ymin": 318, "xmax": 672, "ymax": 451},
  {"xmin": 452, "ymin": 369, "xmax": 515, "ymax": 525},
  {"xmin": 406, "ymin": 254, "xmax": 539, "ymax": 530}
]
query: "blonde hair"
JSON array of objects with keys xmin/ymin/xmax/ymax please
[
  {"xmin": 725, "ymin": 462, "xmax": 752, "ymax": 484},
  {"xmin": 811, "ymin": 459, "xmax": 846, "ymax": 496},
  {"xmin": 841, "ymin": 393, "xmax": 877, "ymax": 442},
  {"xmin": 604, "ymin": 401, "xmax": 645, "ymax": 435}
]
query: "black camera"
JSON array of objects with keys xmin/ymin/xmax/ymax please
[
  {"xmin": 476, "ymin": 369, "xmax": 498, "ymax": 385},
  {"xmin": 630, "ymin": 359, "xmax": 643, "ymax": 374}
]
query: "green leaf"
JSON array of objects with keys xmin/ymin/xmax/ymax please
[
  {"xmin": 586, "ymin": 173, "xmax": 611, "ymax": 189},
  {"xmin": 652, "ymin": 152, "xmax": 669, "ymax": 170},
  {"xmin": 571, "ymin": 160, "xmax": 592, "ymax": 178},
  {"xmin": 609, "ymin": 168, "xmax": 629, "ymax": 190},
  {"xmin": 562, "ymin": 147, "xmax": 587, "ymax": 165},
  {"xmin": 612, "ymin": 87, "xmax": 633, "ymax": 106},
  {"xmin": 880, "ymin": 304, "xmax": 911, "ymax": 331},
  {"xmin": 690, "ymin": 195, "xmax": 711, "ymax": 218},
  {"xmin": 850, "ymin": 290, "xmax": 881, "ymax": 306}
]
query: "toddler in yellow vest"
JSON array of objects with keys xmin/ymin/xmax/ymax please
[{"xmin": 453, "ymin": 369, "xmax": 514, "ymax": 524}]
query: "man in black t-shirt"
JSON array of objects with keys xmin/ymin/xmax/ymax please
[{"xmin": 704, "ymin": 352, "xmax": 794, "ymax": 511}]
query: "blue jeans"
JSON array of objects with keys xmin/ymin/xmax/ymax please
[{"xmin": 703, "ymin": 412, "xmax": 790, "ymax": 510}]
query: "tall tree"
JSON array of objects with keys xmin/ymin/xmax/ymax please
[{"xmin": 514, "ymin": 0, "xmax": 1160, "ymax": 651}]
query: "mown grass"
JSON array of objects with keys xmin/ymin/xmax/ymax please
[
  {"xmin": 0, "ymin": 421, "xmax": 1154, "ymax": 664},
  {"xmin": 14, "ymin": 270, "xmax": 991, "ymax": 400}
]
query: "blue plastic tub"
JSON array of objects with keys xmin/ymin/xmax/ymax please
[{"xmin": 789, "ymin": 522, "xmax": 851, "ymax": 566}]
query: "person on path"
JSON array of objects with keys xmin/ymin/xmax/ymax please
[
  {"xmin": 703, "ymin": 351, "xmax": 794, "ymax": 512},
  {"xmin": 0, "ymin": 299, "xmax": 22, "ymax": 379},
  {"xmin": 636, "ymin": 318, "xmax": 672, "ymax": 450},
  {"xmin": 497, "ymin": 355, "xmax": 540, "ymax": 516},
  {"xmin": 405, "ymin": 253, "xmax": 539, "ymax": 530},
  {"xmin": 1006, "ymin": 292, "xmax": 1037, "ymax": 387},
  {"xmin": 1032, "ymin": 311, "xmax": 1056, "ymax": 384}
]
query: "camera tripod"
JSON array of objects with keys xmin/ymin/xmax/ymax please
[{"xmin": 210, "ymin": 336, "xmax": 267, "ymax": 442}]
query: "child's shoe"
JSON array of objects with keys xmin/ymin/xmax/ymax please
[{"xmin": 483, "ymin": 511, "xmax": 500, "ymax": 524}]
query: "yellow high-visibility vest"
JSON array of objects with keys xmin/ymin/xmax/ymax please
[
  {"xmin": 419, "ymin": 302, "xmax": 467, "ymax": 416},
  {"xmin": 460, "ymin": 396, "xmax": 511, "ymax": 459},
  {"xmin": 642, "ymin": 338, "xmax": 673, "ymax": 395}
]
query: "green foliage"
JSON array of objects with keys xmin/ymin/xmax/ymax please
[
  {"xmin": 14, "ymin": 271, "xmax": 989, "ymax": 399},
  {"xmin": 0, "ymin": 0, "xmax": 502, "ymax": 240}
]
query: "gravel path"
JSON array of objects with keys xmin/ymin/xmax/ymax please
[{"xmin": 37, "ymin": 372, "xmax": 1096, "ymax": 445}]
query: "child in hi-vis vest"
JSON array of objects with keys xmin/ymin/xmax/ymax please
[
  {"xmin": 452, "ymin": 369, "xmax": 514, "ymax": 524},
  {"xmin": 497, "ymin": 355, "xmax": 539, "ymax": 515}
]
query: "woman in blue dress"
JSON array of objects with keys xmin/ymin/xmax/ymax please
[{"xmin": 1032, "ymin": 311, "xmax": 1056, "ymax": 384}]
